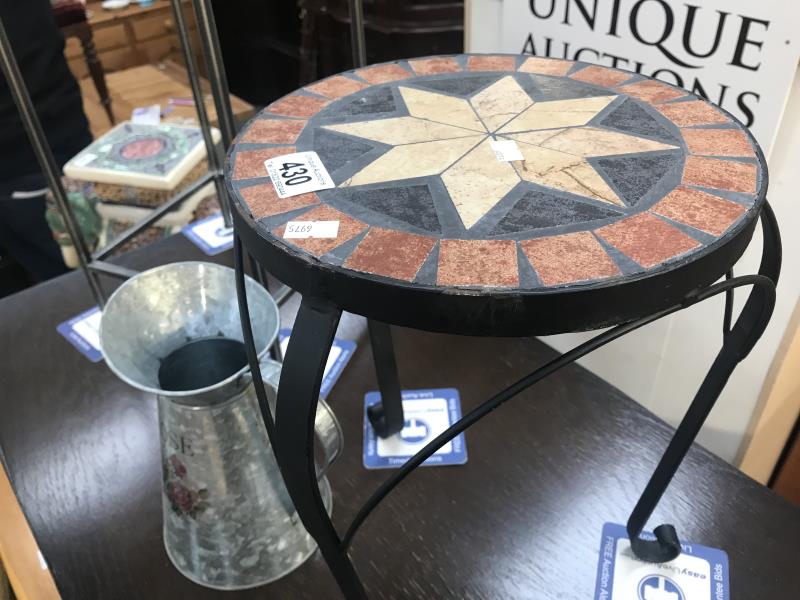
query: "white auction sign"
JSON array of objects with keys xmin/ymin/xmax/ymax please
[{"xmin": 467, "ymin": 0, "xmax": 799, "ymax": 154}]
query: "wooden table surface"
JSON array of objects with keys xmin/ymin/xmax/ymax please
[
  {"xmin": 79, "ymin": 62, "xmax": 254, "ymax": 138},
  {"xmin": 0, "ymin": 234, "xmax": 798, "ymax": 599}
]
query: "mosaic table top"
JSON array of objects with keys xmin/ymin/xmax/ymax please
[
  {"xmin": 65, "ymin": 122, "xmax": 220, "ymax": 191},
  {"xmin": 227, "ymin": 55, "xmax": 765, "ymax": 293}
]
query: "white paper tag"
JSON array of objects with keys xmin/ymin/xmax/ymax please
[
  {"xmin": 131, "ymin": 104, "xmax": 161, "ymax": 125},
  {"xmin": 56, "ymin": 306, "xmax": 103, "ymax": 362},
  {"xmin": 594, "ymin": 523, "xmax": 730, "ymax": 600},
  {"xmin": 183, "ymin": 213, "xmax": 234, "ymax": 255},
  {"xmin": 72, "ymin": 308, "xmax": 102, "ymax": 351},
  {"xmin": 264, "ymin": 151, "xmax": 335, "ymax": 198},
  {"xmin": 284, "ymin": 220, "xmax": 340, "ymax": 239},
  {"xmin": 490, "ymin": 139, "xmax": 524, "ymax": 162},
  {"xmin": 278, "ymin": 329, "xmax": 357, "ymax": 398},
  {"xmin": 73, "ymin": 152, "xmax": 97, "ymax": 167},
  {"xmin": 363, "ymin": 388, "xmax": 467, "ymax": 469}
]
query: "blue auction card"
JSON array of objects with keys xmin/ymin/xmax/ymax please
[
  {"xmin": 594, "ymin": 522, "xmax": 729, "ymax": 600},
  {"xmin": 182, "ymin": 213, "xmax": 234, "ymax": 256},
  {"xmin": 56, "ymin": 306, "xmax": 104, "ymax": 362},
  {"xmin": 363, "ymin": 387, "xmax": 468, "ymax": 469},
  {"xmin": 278, "ymin": 329, "xmax": 356, "ymax": 398}
]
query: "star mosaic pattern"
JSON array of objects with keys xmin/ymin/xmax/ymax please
[
  {"xmin": 325, "ymin": 81, "xmax": 675, "ymax": 228},
  {"xmin": 228, "ymin": 55, "xmax": 764, "ymax": 291}
]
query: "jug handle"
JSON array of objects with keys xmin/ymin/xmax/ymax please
[{"xmin": 314, "ymin": 396, "xmax": 344, "ymax": 481}]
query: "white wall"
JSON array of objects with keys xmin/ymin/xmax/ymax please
[{"xmin": 466, "ymin": 2, "xmax": 800, "ymax": 462}]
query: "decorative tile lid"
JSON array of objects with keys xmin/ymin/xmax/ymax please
[
  {"xmin": 65, "ymin": 122, "xmax": 221, "ymax": 191},
  {"xmin": 227, "ymin": 55, "xmax": 765, "ymax": 293}
]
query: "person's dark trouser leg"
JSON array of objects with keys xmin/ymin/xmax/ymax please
[{"xmin": 0, "ymin": 191, "xmax": 68, "ymax": 281}]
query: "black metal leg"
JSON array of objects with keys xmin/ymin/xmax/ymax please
[
  {"xmin": 626, "ymin": 343, "xmax": 748, "ymax": 562},
  {"xmin": 236, "ymin": 201, "xmax": 779, "ymax": 591},
  {"xmin": 626, "ymin": 203, "xmax": 781, "ymax": 562},
  {"xmin": 341, "ymin": 204, "xmax": 781, "ymax": 555},
  {"xmin": 366, "ymin": 320, "xmax": 405, "ymax": 438},
  {"xmin": 275, "ymin": 296, "xmax": 367, "ymax": 600}
]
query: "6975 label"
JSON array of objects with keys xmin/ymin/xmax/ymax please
[{"xmin": 264, "ymin": 151, "xmax": 335, "ymax": 198}]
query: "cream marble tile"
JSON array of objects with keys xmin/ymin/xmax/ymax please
[
  {"xmin": 341, "ymin": 136, "xmax": 483, "ymax": 187},
  {"xmin": 540, "ymin": 127, "xmax": 677, "ymax": 157},
  {"xmin": 505, "ymin": 129, "xmax": 566, "ymax": 147},
  {"xmin": 498, "ymin": 96, "xmax": 617, "ymax": 133},
  {"xmin": 323, "ymin": 116, "xmax": 480, "ymax": 145},
  {"xmin": 399, "ymin": 87, "xmax": 485, "ymax": 132},
  {"xmin": 514, "ymin": 144, "xmax": 624, "ymax": 206},
  {"xmin": 470, "ymin": 76, "xmax": 533, "ymax": 131},
  {"xmin": 441, "ymin": 138, "xmax": 521, "ymax": 228}
]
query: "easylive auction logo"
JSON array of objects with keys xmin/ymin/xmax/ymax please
[{"xmin": 519, "ymin": 0, "xmax": 784, "ymax": 127}]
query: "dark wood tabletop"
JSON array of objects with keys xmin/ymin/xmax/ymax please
[{"xmin": 0, "ymin": 233, "xmax": 798, "ymax": 599}]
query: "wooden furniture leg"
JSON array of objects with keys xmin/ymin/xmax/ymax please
[{"xmin": 77, "ymin": 23, "xmax": 114, "ymax": 126}]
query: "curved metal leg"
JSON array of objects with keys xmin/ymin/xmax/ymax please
[
  {"xmin": 235, "ymin": 200, "xmax": 780, "ymax": 593},
  {"xmin": 275, "ymin": 296, "xmax": 367, "ymax": 600},
  {"xmin": 626, "ymin": 202, "xmax": 781, "ymax": 562},
  {"xmin": 366, "ymin": 320, "xmax": 404, "ymax": 438},
  {"xmin": 234, "ymin": 236, "xmax": 364, "ymax": 598},
  {"xmin": 342, "ymin": 205, "xmax": 780, "ymax": 553}
]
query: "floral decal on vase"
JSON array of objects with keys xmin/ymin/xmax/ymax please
[{"xmin": 163, "ymin": 454, "xmax": 209, "ymax": 518}]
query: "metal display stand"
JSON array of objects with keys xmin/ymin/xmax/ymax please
[
  {"xmin": 224, "ymin": 3, "xmax": 783, "ymax": 598},
  {"xmin": 234, "ymin": 158, "xmax": 781, "ymax": 599}
]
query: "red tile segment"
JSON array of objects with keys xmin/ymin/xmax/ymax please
[
  {"xmin": 520, "ymin": 232, "xmax": 620, "ymax": 287},
  {"xmin": 654, "ymin": 100, "xmax": 728, "ymax": 127},
  {"xmin": 651, "ymin": 187, "xmax": 746, "ymax": 236},
  {"xmin": 232, "ymin": 147, "xmax": 295, "ymax": 180},
  {"xmin": 267, "ymin": 94, "xmax": 329, "ymax": 118},
  {"xmin": 272, "ymin": 205, "xmax": 368, "ymax": 257},
  {"xmin": 596, "ymin": 213, "xmax": 700, "ymax": 268},
  {"xmin": 239, "ymin": 184, "xmax": 319, "ymax": 220},
  {"xmin": 682, "ymin": 156, "xmax": 758, "ymax": 193},
  {"xmin": 682, "ymin": 129, "xmax": 754, "ymax": 157},
  {"xmin": 467, "ymin": 55, "xmax": 516, "ymax": 72},
  {"xmin": 437, "ymin": 239, "xmax": 518, "ymax": 288},
  {"xmin": 409, "ymin": 57, "xmax": 462, "ymax": 75},
  {"xmin": 518, "ymin": 57, "xmax": 573, "ymax": 76},
  {"xmin": 618, "ymin": 80, "xmax": 686, "ymax": 103},
  {"xmin": 570, "ymin": 65, "xmax": 632, "ymax": 88},
  {"xmin": 355, "ymin": 63, "xmax": 412, "ymax": 84},
  {"xmin": 305, "ymin": 76, "xmax": 368, "ymax": 99},
  {"xmin": 344, "ymin": 228, "xmax": 436, "ymax": 281},
  {"xmin": 239, "ymin": 119, "xmax": 305, "ymax": 144}
]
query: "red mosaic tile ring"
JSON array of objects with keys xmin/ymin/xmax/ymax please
[{"xmin": 226, "ymin": 54, "xmax": 766, "ymax": 335}]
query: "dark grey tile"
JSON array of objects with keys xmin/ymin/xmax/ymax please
[
  {"xmin": 490, "ymin": 190, "xmax": 622, "ymax": 234},
  {"xmin": 313, "ymin": 129, "xmax": 375, "ymax": 173},
  {"xmin": 339, "ymin": 86, "xmax": 396, "ymax": 116},
  {"xmin": 411, "ymin": 75, "xmax": 501, "ymax": 97},
  {"xmin": 320, "ymin": 229, "xmax": 369, "ymax": 266},
  {"xmin": 412, "ymin": 241, "xmax": 440, "ymax": 285},
  {"xmin": 594, "ymin": 153, "xmax": 680, "ymax": 207},
  {"xmin": 516, "ymin": 243, "xmax": 541, "ymax": 288},
  {"xmin": 598, "ymin": 99, "xmax": 679, "ymax": 143},
  {"xmin": 335, "ymin": 184, "xmax": 441, "ymax": 233},
  {"xmin": 520, "ymin": 74, "xmax": 610, "ymax": 101}
]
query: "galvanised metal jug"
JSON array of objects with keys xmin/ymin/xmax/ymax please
[{"xmin": 99, "ymin": 262, "xmax": 341, "ymax": 590}]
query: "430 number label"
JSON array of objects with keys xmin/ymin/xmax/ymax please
[{"xmin": 278, "ymin": 162, "xmax": 312, "ymax": 186}]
